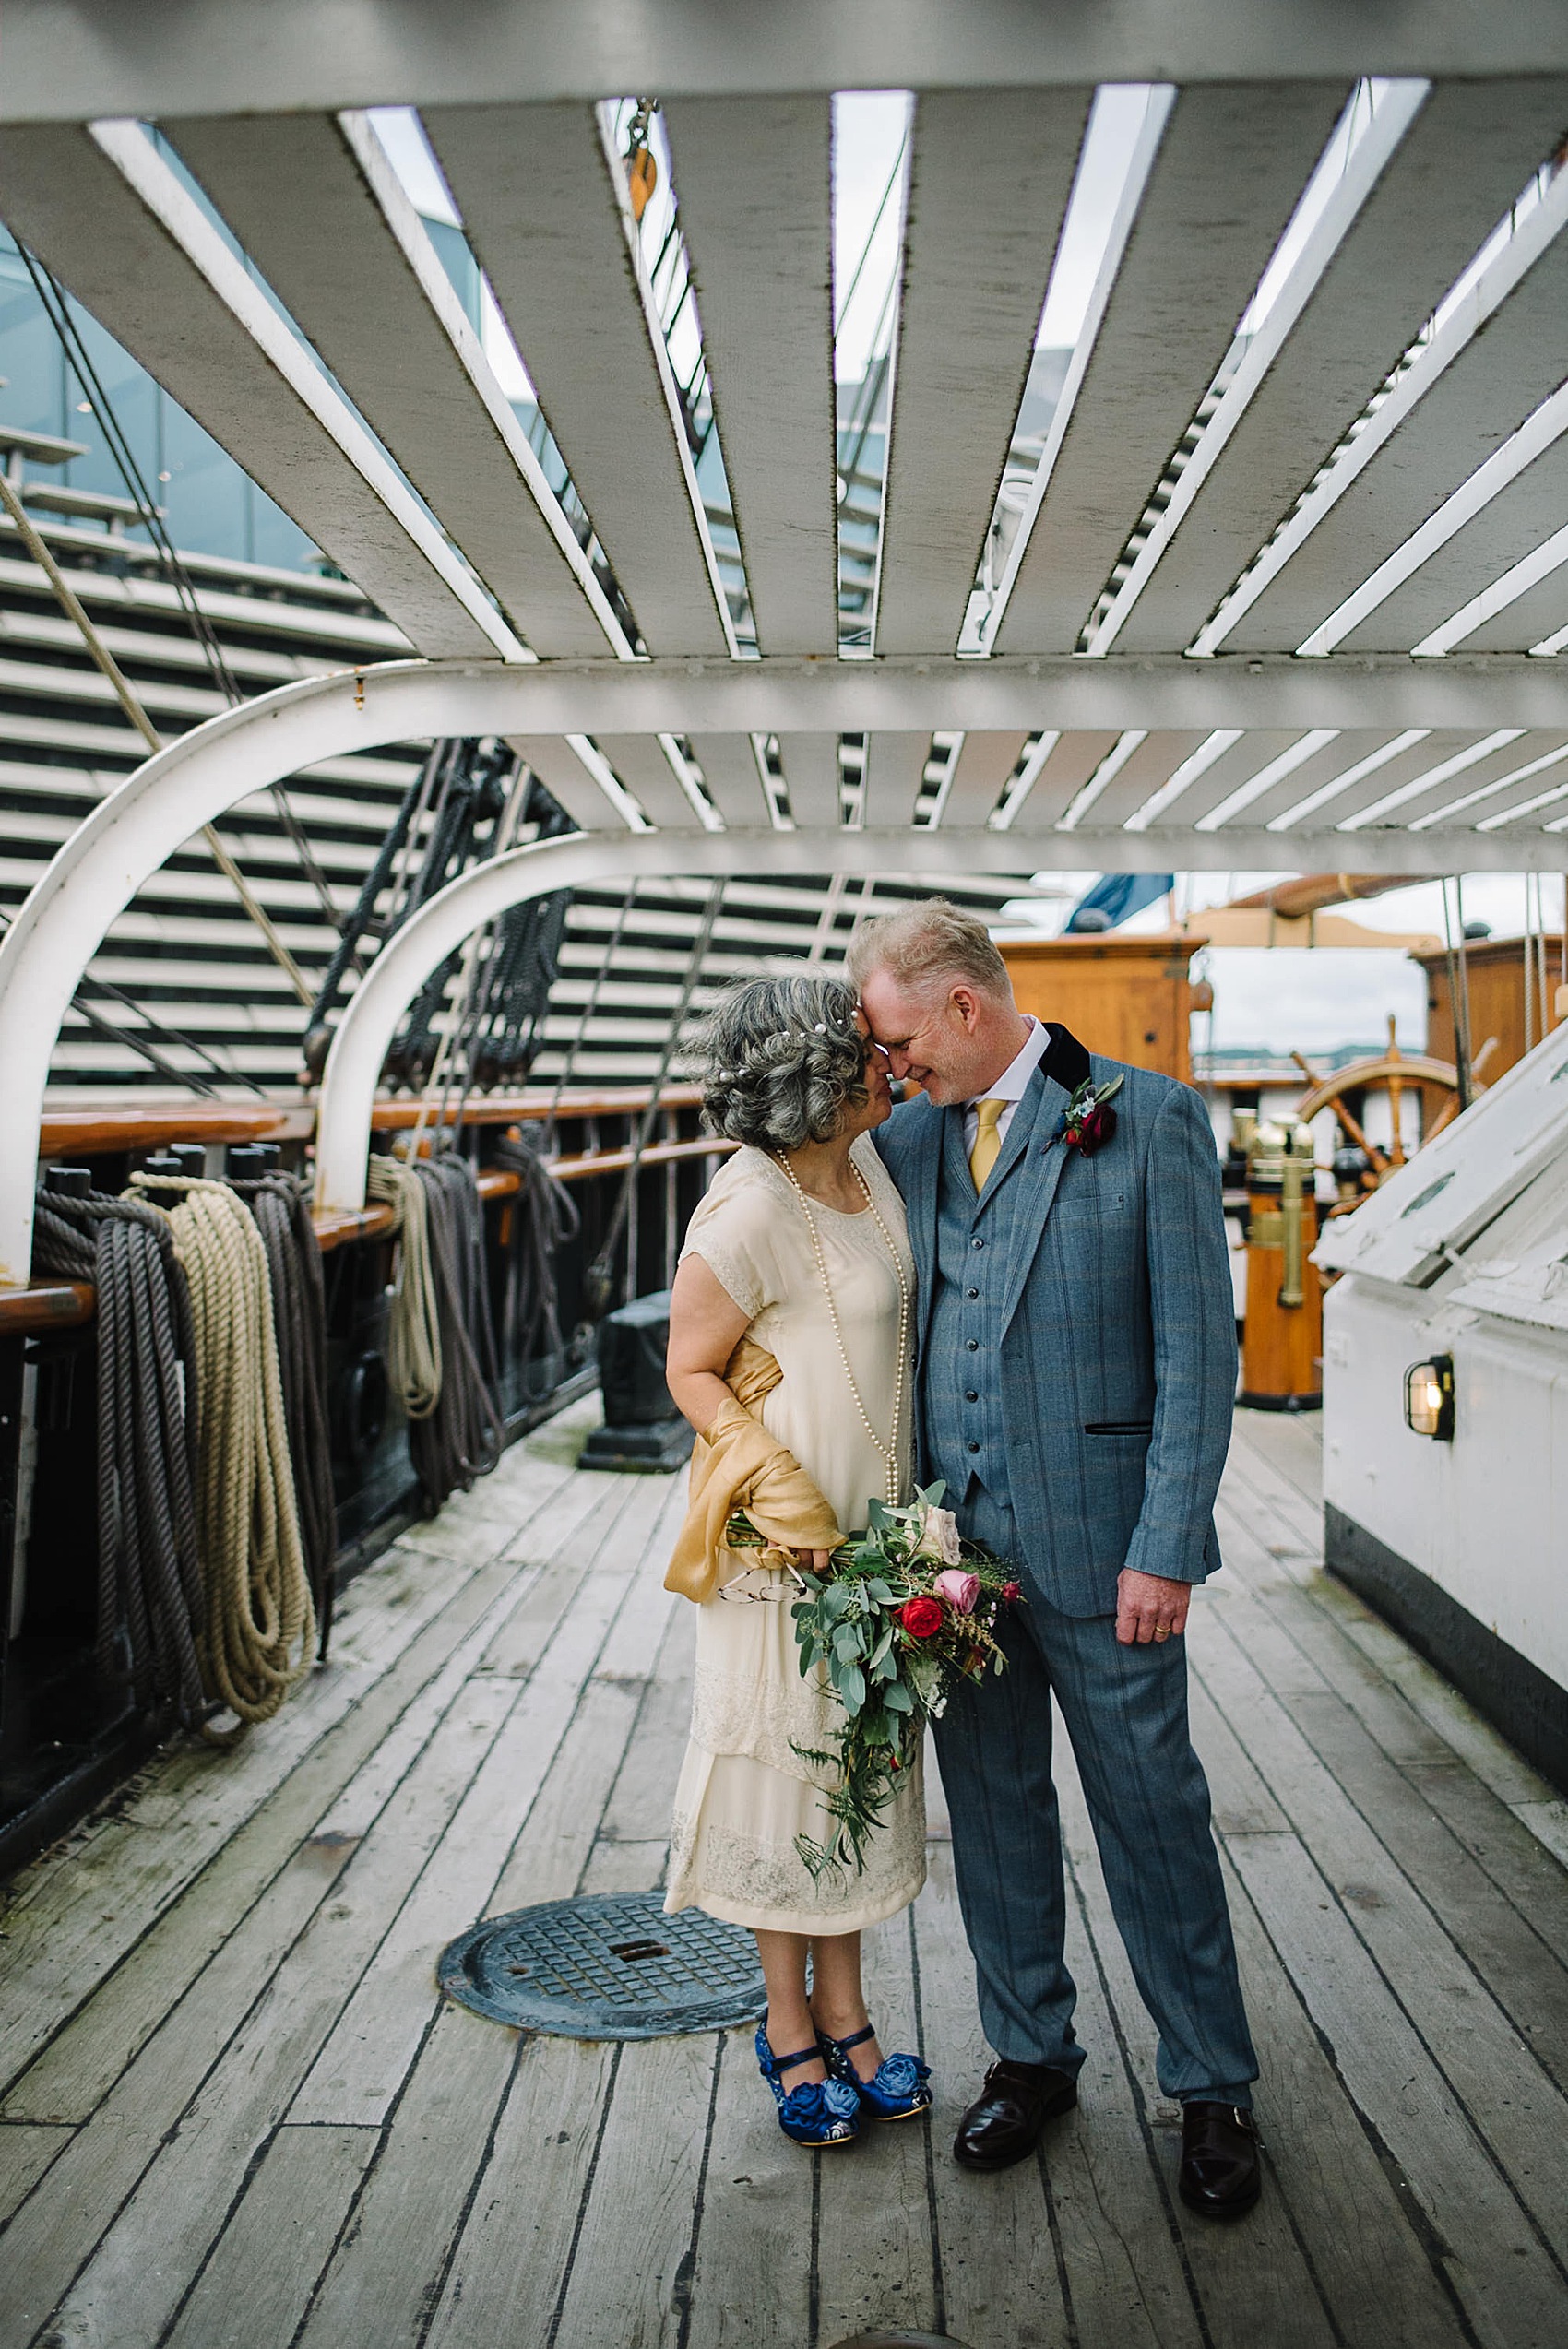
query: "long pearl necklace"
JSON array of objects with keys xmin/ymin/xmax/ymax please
[{"xmin": 770, "ymin": 1150, "xmax": 910, "ymax": 1507}]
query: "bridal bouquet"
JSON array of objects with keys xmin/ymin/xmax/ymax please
[{"xmin": 726, "ymin": 1486, "xmax": 1020, "ymax": 1880}]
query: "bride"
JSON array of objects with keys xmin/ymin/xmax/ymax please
[{"xmin": 662, "ymin": 971, "xmax": 932, "ymax": 2149}]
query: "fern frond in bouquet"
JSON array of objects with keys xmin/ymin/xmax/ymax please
[{"xmin": 729, "ymin": 1485, "xmax": 1021, "ymax": 1881}]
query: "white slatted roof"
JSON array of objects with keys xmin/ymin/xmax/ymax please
[{"xmin": 3, "ymin": 12, "xmax": 1568, "ymax": 874}]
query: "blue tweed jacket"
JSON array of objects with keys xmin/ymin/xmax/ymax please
[{"xmin": 873, "ymin": 1027, "xmax": 1236, "ymax": 1616}]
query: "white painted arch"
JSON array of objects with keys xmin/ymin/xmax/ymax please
[{"xmin": 6, "ymin": 648, "xmax": 1568, "ymax": 1277}]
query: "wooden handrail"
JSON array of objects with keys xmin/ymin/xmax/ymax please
[
  {"xmin": 9, "ymin": 1133, "xmax": 737, "ymax": 1285},
  {"xmin": 36, "ymin": 1084, "xmax": 708, "ymax": 1161},
  {"xmin": 0, "ymin": 1279, "xmax": 96, "ymax": 1335}
]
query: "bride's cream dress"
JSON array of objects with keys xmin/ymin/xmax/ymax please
[{"xmin": 664, "ymin": 1135, "xmax": 926, "ymax": 1935}]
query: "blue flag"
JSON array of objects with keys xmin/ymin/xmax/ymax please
[{"xmin": 1063, "ymin": 872, "xmax": 1173, "ymax": 933}]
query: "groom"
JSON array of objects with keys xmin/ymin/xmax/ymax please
[{"xmin": 851, "ymin": 899, "xmax": 1260, "ymax": 2218}]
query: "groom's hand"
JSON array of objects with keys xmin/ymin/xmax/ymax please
[{"xmin": 1115, "ymin": 1569, "xmax": 1193, "ymax": 1647}]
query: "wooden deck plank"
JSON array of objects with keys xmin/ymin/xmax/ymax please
[
  {"xmin": 552, "ymin": 2030, "xmax": 719, "ymax": 2348},
  {"xmin": 1213, "ymin": 1849, "xmax": 1471, "ymax": 2349},
  {"xmin": 293, "ymin": 1513, "xmax": 674, "ymax": 2349},
  {"xmin": 1224, "ymin": 1829, "xmax": 1568, "ymax": 2349},
  {"xmin": 1053, "ymin": 1877, "xmax": 1208, "ymax": 2349},
  {"xmin": 291, "ymin": 2007, "xmax": 528, "ymax": 2349},
  {"xmin": 422, "ymin": 2035, "xmax": 620, "ymax": 2349},
  {"xmin": 163, "ymin": 2122, "xmax": 377, "ymax": 2349},
  {"xmin": 599, "ymin": 1596, "xmax": 696, "ymax": 1845},
  {"xmin": 4, "ymin": 1549, "xmax": 535, "ymax": 2125},
  {"xmin": 579, "ymin": 1837, "xmax": 670, "ymax": 1893},
  {"xmin": 1194, "ymin": 1608, "xmax": 1568, "ymax": 2271},
  {"xmin": 6, "ymin": 1406, "xmax": 1568, "ymax": 2346},
  {"xmin": 0, "ymin": 1833, "xmax": 358, "ymax": 2349},
  {"xmin": 1272, "ymin": 1683, "xmax": 1568, "ymax": 2098},
  {"xmin": 1055, "ymin": 1735, "xmax": 1345, "ymax": 2349},
  {"xmin": 0, "ymin": 1546, "xmax": 481, "ymax": 2095},
  {"xmin": 815, "ymin": 1904, "xmax": 941, "ymax": 2343},
  {"xmin": 679, "ymin": 2027, "xmax": 815, "ymax": 2349},
  {"xmin": 914, "ymin": 1844, "xmax": 1076, "ymax": 2349},
  {"xmin": 3, "ymin": 1670, "xmax": 523, "ymax": 2349},
  {"xmin": 0, "ymin": 2120, "xmax": 71, "ymax": 2226},
  {"xmin": 290, "ymin": 1485, "xmax": 663, "ymax": 2126},
  {"xmin": 481, "ymin": 1465, "xmax": 648, "ymax": 1672}
]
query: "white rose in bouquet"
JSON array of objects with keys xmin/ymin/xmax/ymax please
[{"xmin": 912, "ymin": 1503, "xmax": 963, "ymax": 1567}]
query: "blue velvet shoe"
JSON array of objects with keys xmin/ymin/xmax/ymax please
[
  {"xmin": 755, "ymin": 2022, "xmax": 861, "ymax": 2147},
  {"xmin": 818, "ymin": 2023, "xmax": 933, "ymax": 2122}
]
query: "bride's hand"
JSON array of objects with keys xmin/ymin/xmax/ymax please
[{"xmin": 795, "ymin": 1548, "xmax": 832, "ymax": 1578}]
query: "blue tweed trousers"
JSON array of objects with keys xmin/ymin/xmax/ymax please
[{"xmin": 934, "ymin": 1484, "xmax": 1258, "ymax": 2106}]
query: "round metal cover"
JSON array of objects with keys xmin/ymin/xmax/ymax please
[{"xmin": 438, "ymin": 1891, "xmax": 766, "ymax": 2040}]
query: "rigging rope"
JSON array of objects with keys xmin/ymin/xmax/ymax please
[
  {"xmin": 366, "ymin": 1154, "xmax": 443, "ymax": 1418},
  {"xmin": 131, "ymin": 1175, "xmax": 315, "ymax": 1730},
  {"xmin": 30, "ymin": 1188, "xmax": 206, "ymax": 1726},
  {"xmin": 366, "ymin": 1150, "xmax": 504, "ymax": 1508},
  {"xmin": 410, "ymin": 1156, "xmax": 505, "ymax": 1508},
  {"xmin": 224, "ymin": 1172, "xmax": 339, "ymax": 1657},
  {"xmin": 493, "ymin": 1128, "xmax": 581, "ymax": 1374}
]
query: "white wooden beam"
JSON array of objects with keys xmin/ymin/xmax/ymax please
[{"xmin": 8, "ymin": 6, "xmax": 1568, "ymax": 122}]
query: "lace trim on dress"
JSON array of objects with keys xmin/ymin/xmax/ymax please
[
  {"xmin": 689, "ymin": 1660, "xmax": 840, "ymax": 1785},
  {"xmin": 667, "ymin": 1800, "xmax": 927, "ymax": 1921}
]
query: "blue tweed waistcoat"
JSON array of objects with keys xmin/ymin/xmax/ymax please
[{"xmin": 874, "ymin": 1025, "xmax": 1237, "ymax": 1618}]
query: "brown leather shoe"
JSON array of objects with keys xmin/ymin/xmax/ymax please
[
  {"xmin": 1178, "ymin": 2101, "xmax": 1262, "ymax": 2218},
  {"xmin": 953, "ymin": 2058, "xmax": 1078, "ymax": 2172}
]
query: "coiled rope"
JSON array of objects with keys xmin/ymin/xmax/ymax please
[
  {"xmin": 493, "ymin": 1127, "xmax": 580, "ymax": 1377},
  {"xmin": 132, "ymin": 1175, "xmax": 315, "ymax": 1728},
  {"xmin": 366, "ymin": 1154, "xmax": 442, "ymax": 1417},
  {"xmin": 30, "ymin": 1188, "xmax": 206, "ymax": 1725},
  {"xmin": 224, "ymin": 1172, "xmax": 339, "ymax": 1657},
  {"xmin": 410, "ymin": 1155, "xmax": 504, "ymax": 1508},
  {"xmin": 366, "ymin": 1149, "xmax": 503, "ymax": 1508}
]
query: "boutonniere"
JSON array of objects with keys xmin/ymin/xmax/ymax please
[{"xmin": 1055, "ymin": 1072, "xmax": 1123, "ymax": 1157}]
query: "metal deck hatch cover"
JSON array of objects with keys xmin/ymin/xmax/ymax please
[{"xmin": 438, "ymin": 1891, "xmax": 766, "ymax": 2039}]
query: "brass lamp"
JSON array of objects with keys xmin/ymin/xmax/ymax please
[{"xmin": 1403, "ymin": 1355, "xmax": 1455, "ymax": 1441}]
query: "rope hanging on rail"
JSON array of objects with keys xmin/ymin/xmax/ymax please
[
  {"xmin": 367, "ymin": 1154, "xmax": 443, "ymax": 1418},
  {"xmin": 410, "ymin": 1156, "xmax": 505, "ymax": 1508},
  {"xmin": 493, "ymin": 1128, "xmax": 580, "ymax": 1378},
  {"xmin": 224, "ymin": 1171, "xmax": 339, "ymax": 1658},
  {"xmin": 132, "ymin": 1175, "xmax": 315, "ymax": 1730},
  {"xmin": 30, "ymin": 1187, "xmax": 206, "ymax": 1726},
  {"xmin": 367, "ymin": 1150, "xmax": 505, "ymax": 1509}
]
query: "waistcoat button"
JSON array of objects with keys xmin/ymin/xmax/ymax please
[
  {"xmin": 967, "ymin": 1441, "xmax": 980, "ymax": 1454},
  {"xmin": 965, "ymin": 1390, "xmax": 978, "ymax": 1402},
  {"xmin": 967, "ymin": 1286, "xmax": 979, "ymax": 1299},
  {"xmin": 972, "ymin": 1236, "xmax": 984, "ymax": 1249}
]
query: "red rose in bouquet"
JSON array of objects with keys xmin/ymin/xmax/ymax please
[{"xmin": 898, "ymin": 1595, "xmax": 946, "ymax": 1640}]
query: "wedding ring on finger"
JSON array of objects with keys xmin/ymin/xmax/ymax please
[{"xmin": 1154, "ymin": 1625, "xmax": 1171, "ymax": 1641}]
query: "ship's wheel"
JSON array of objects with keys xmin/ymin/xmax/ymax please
[{"xmin": 1291, "ymin": 1017, "xmax": 1485, "ymax": 1203}]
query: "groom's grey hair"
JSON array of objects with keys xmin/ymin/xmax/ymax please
[
  {"xmin": 846, "ymin": 898, "xmax": 1010, "ymax": 1001},
  {"xmin": 694, "ymin": 970, "xmax": 867, "ymax": 1150}
]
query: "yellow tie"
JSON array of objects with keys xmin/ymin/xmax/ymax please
[{"xmin": 969, "ymin": 1098, "xmax": 1007, "ymax": 1191}]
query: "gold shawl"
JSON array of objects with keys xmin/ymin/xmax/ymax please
[{"xmin": 664, "ymin": 1336, "xmax": 842, "ymax": 1603}]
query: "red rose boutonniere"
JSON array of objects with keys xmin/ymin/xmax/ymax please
[{"xmin": 1056, "ymin": 1072, "xmax": 1123, "ymax": 1158}]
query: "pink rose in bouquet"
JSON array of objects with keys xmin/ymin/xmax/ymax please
[{"xmin": 934, "ymin": 1568, "xmax": 981, "ymax": 1615}]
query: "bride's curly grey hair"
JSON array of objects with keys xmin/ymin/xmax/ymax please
[{"xmin": 695, "ymin": 972, "xmax": 867, "ymax": 1149}]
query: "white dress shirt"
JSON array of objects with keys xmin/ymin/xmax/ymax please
[{"xmin": 962, "ymin": 1015, "xmax": 1051, "ymax": 1156}]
